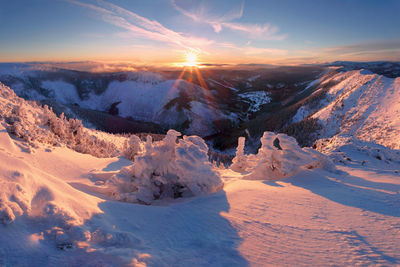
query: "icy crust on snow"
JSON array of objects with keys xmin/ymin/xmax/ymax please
[
  {"xmin": 231, "ymin": 132, "xmax": 335, "ymax": 179},
  {"xmin": 89, "ymin": 130, "xmax": 223, "ymax": 204}
]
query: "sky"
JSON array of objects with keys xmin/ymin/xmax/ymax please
[{"xmin": 0, "ymin": 0, "xmax": 400, "ymax": 65}]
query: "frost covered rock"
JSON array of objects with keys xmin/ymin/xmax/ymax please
[
  {"xmin": 102, "ymin": 130, "xmax": 223, "ymax": 204},
  {"xmin": 231, "ymin": 132, "xmax": 335, "ymax": 180}
]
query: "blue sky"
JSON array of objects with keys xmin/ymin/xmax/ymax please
[{"xmin": 1, "ymin": 0, "xmax": 399, "ymax": 64}]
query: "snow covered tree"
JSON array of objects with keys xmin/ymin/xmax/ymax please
[{"xmin": 231, "ymin": 137, "xmax": 248, "ymax": 172}]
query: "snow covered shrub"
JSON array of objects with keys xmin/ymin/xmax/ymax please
[
  {"xmin": 230, "ymin": 132, "xmax": 335, "ymax": 179},
  {"xmin": 103, "ymin": 130, "xmax": 223, "ymax": 204},
  {"xmin": 123, "ymin": 135, "xmax": 143, "ymax": 160},
  {"xmin": 231, "ymin": 137, "xmax": 247, "ymax": 172},
  {"xmin": 0, "ymin": 83, "xmax": 118, "ymax": 157}
]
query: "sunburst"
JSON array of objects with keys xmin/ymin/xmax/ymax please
[{"xmin": 183, "ymin": 51, "xmax": 198, "ymax": 67}]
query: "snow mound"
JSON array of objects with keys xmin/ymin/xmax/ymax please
[
  {"xmin": 0, "ymin": 128, "xmax": 101, "ymax": 226},
  {"xmin": 231, "ymin": 132, "xmax": 335, "ymax": 179},
  {"xmin": 88, "ymin": 130, "xmax": 223, "ymax": 204}
]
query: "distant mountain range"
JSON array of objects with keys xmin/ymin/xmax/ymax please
[{"xmin": 0, "ymin": 61, "xmax": 399, "ymax": 151}]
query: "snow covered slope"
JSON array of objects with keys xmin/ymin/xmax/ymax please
[
  {"xmin": 79, "ymin": 79, "xmax": 234, "ymax": 136},
  {"xmin": 293, "ymin": 69, "xmax": 400, "ymax": 149},
  {"xmin": 1, "ymin": 116, "xmax": 399, "ymax": 266}
]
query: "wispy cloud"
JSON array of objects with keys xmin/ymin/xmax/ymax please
[
  {"xmin": 171, "ymin": 0, "xmax": 244, "ymax": 33},
  {"xmin": 67, "ymin": 0, "xmax": 288, "ymax": 64},
  {"xmin": 221, "ymin": 22, "xmax": 287, "ymax": 40},
  {"xmin": 171, "ymin": 0, "xmax": 287, "ymax": 40},
  {"xmin": 67, "ymin": 0, "xmax": 213, "ymax": 52}
]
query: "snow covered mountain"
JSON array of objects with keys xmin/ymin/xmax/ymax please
[
  {"xmin": 0, "ymin": 63, "xmax": 326, "ymax": 139},
  {"xmin": 329, "ymin": 61, "xmax": 400, "ymax": 78},
  {"xmin": 291, "ymin": 69, "xmax": 400, "ymax": 150},
  {"xmin": 0, "ymin": 64, "xmax": 237, "ymax": 136}
]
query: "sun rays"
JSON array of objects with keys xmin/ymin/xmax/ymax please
[{"xmin": 165, "ymin": 51, "xmax": 223, "ymax": 133}]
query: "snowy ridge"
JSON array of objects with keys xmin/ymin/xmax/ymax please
[{"xmin": 292, "ymin": 69, "xmax": 400, "ymax": 149}]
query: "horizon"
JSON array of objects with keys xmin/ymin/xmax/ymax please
[{"xmin": 1, "ymin": 0, "xmax": 400, "ymax": 65}]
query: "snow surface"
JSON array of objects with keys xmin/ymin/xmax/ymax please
[{"xmin": 1, "ymin": 122, "xmax": 399, "ymax": 266}]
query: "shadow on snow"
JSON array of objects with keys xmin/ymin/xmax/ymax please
[{"xmin": 0, "ymin": 190, "xmax": 248, "ymax": 266}]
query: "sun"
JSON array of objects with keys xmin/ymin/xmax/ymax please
[{"xmin": 184, "ymin": 51, "xmax": 198, "ymax": 67}]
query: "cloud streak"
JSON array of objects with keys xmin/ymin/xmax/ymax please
[
  {"xmin": 67, "ymin": 0, "xmax": 288, "ymax": 64},
  {"xmin": 171, "ymin": 0, "xmax": 287, "ymax": 40},
  {"xmin": 221, "ymin": 22, "xmax": 287, "ymax": 40},
  {"xmin": 67, "ymin": 0, "xmax": 213, "ymax": 52}
]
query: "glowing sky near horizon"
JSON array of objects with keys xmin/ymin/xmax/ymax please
[{"xmin": 0, "ymin": 0, "xmax": 400, "ymax": 65}]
